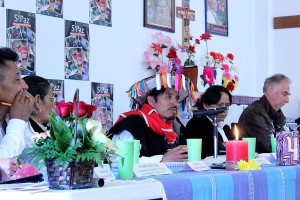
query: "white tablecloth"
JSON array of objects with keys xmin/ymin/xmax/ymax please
[{"xmin": 0, "ymin": 179, "xmax": 166, "ymax": 200}]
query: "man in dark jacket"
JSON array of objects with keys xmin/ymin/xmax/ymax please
[
  {"xmin": 238, "ymin": 74, "xmax": 291, "ymax": 153},
  {"xmin": 109, "ymin": 75, "xmax": 196, "ymax": 163}
]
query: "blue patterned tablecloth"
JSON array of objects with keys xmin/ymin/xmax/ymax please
[{"xmin": 150, "ymin": 165, "xmax": 300, "ymax": 200}]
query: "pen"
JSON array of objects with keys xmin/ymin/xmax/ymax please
[{"xmin": 0, "ymin": 102, "xmax": 12, "ymax": 106}]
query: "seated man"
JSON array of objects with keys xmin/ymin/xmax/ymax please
[
  {"xmin": 0, "ymin": 47, "xmax": 34, "ymax": 158},
  {"xmin": 109, "ymin": 75, "xmax": 196, "ymax": 163},
  {"xmin": 238, "ymin": 74, "xmax": 291, "ymax": 153}
]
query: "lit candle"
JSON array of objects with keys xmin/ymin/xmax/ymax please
[{"xmin": 226, "ymin": 125, "xmax": 248, "ymax": 170}]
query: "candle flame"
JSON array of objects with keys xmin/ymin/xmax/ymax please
[{"xmin": 234, "ymin": 125, "xmax": 239, "ymax": 140}]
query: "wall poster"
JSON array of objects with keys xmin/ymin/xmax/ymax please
[
  {"xmin": 65, "ymin": 20, "xmax": 90, "ymax": 81},
  {"xmin": 91, "ymin": 82, "xmax": 114, "ymax": 133},
  {"xmin": 6, "ymin": 9, "xmax": 36, "ymax": 75}
]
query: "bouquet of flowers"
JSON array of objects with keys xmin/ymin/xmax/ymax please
[
  {"xmin": 21, "ymin": 90, "xmax": 117, "ymax": 167},
  {"xmin": 199, "ymin": 32, "xmax": 239, "ymax": 91},
  {"xmin": 144, "ymin": 32, "xmax": 183, "ymax": 75}
]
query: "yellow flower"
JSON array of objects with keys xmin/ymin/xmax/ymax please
[
  {"xmin": 248, "ymin": 160, "xmax": 261, "ymax": 170},
  {"xmin": 237, "ymin": 160, "xmax": 261, "ymax": 171}
]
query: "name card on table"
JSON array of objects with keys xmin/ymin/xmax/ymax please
[
  {"xmin": 93, "ymin": 164, "xmax": 116, "ymax": 181},
  {"xmin": 133, "ymin": 163, "xmax": 173, "ymax": 177},
  {"xmin": 180, "ymin": 161, "xmax": 209, "ymax": 172},
  {"xmin": 166, "ymin": 161, "xmax": 209, "ymax": 172}
]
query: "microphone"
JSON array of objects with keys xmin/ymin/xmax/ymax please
[{"xmin": 191, "ymin": 106, "xmax": 229, "ymax": 118}]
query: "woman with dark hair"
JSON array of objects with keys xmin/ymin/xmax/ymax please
[
  {"xmin": 23, "ymin": 75, "xmax": 54, "ymax": 146},
  {"xmin": 185, "ymin": 85, "xmax": 233, "ymax": 159}
]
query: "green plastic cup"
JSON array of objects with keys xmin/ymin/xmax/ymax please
[
  {"xmin": 116, "ymin": 140, "xmax": 134, "ymax": 179},
  {"xmin": 133, "ymin": 140, "xmax": 140, "ymax": 164},
  {"xmin": 242, "ymin": 137, "xmax": 256, "ymax": 160},
  {"xmin": 186, "ymin": 138, "xmax": 202, "ymax": 162},
  {"xmin": 271, "ymin": 137, "xmax": 277, "ymax": 153}
]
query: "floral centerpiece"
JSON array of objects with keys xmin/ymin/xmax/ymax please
[
  {"xmin": 21, "ymin": 90, "xmax": 117, "ymax": 189},
  {"xmin": 199, "ymin": 32, "xmax": 239, "ymax": 91}
]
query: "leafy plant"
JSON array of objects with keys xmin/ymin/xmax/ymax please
[{"xmin": 20, "ymin": 99, "xmax": 117, "ymax": 167}]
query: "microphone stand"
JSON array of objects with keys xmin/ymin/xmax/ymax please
[
  {"xmin": 212, "ymin": 115, "xmax": 218, "ymax": 158},
  {"xmin": 189, "ymin": 107, "xmax": 229, "ymax": 159}
]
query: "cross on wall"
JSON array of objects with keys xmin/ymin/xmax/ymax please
[{"xmin": 176, "ymin": 0, "xmax": 195, "ymax": 49}]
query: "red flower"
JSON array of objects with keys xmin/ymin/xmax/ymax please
[
  {"xmin": 188, "ymin": 45, "xmax": 195, "ymax": 53},
  {"xmin": 226, "ymin": 82, "xmax": 235, "ymax": 92},
  {"xmin": 200, "ymin": 33, "xmax": 212, "ymax": 41},
  {"xmin": 203, "ymin": 66, "xmax": 215, "ymax": 85},
  {"xmin": 56, "ymin": 100, "xmax": 73, "ymax": 118},
  {"xmin": 73, "ymin": 101, "xmax": 97, "ymax": 118},
  {"xmin": 167, "ymin": 48, "xmax": 178, "ymax": 59},
  {"xmin": 227, "ymin": 53, "xmax": 234, "ymax": 61},
  {"xmin": 210, "ymin": 52, "xmax": 216, "ymax": 59},
  {"xmin": 195, "ymin": 39, "xmax": 200, "ymax": 44},
  {"xmin": 151, "ymin": 43, "xmax": 162, "ymax": 54}
]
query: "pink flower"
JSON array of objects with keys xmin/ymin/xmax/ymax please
[
  {"xmin": 155, "ymin": 32, "xmax": 172, "ymax": 48},
  {"xmin": 223, "ymin": 71, "xmax": 231, "ymax": 80},
  {"xmin": 234, "ymin": 75, "xmax": 239, "ymax": 82},
  {"xmin": 203, "ymin": 67, "xmax": 215, "ymax": 85},
  {"xmin": 221, "ymin": 64, "xmax": 230, "ymax": 72}
]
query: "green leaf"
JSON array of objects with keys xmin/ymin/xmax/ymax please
[{"xmin": 50, "ymin": 112, "xmax": 73, "ymax": 153}]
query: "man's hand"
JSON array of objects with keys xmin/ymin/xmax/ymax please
[
  {"xmin": 161, "ymin": 145, "xmax": 188, "ymax": 162},
  {"xmin": 9, "ymin": 90, "xmax": 34, "ymax": 121},
  {"xmin": 0, "ymin": 158, "xmax": 18, "ymax": 182}
]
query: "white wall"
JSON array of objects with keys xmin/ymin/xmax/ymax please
[
  {"xmin": 272, "ymin": 0, "xmax": 300, "ymax": 120},
  {"xmin": 2, "ymin": 0, "xmax": 295, "ymax": 125}
]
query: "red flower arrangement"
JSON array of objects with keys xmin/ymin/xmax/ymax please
[{"xmin": 21, "ymin": 96, "xmax": 117, "ymax": 167}]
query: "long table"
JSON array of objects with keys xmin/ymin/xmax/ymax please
[
  {"xmin": 153, "ymin": 164, "xmax": 300, "ymax": 200},
  {"xmin": 0, "ymin": 164, "xmax": 299, "ymax": 200}
]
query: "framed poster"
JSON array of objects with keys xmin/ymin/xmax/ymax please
[
  {"xmin": 144, "ymin": 0, "xmax": 175, "ymax": 33},
  {"xmin": 205, "ymin": 0, "xmax": 228, "ymax": 36}
]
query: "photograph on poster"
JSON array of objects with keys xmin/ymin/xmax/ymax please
[
  {"xmin": 144, "ymin": 0, "xmax": 175, "ymax": 32},
  {"xmin": 205, "ymin": 0, "xmax": 228, "ymax": 36},
  {"xmin": 89, "ymin": 0, "xmax": 112, "ymax": 27},
  {"xmin": 36, "ymin": 0, "xmax": 63, "ymax": 18}
]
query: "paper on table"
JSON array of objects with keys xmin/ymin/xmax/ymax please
[
  {"xmin": 0, "ymin": 181, "xmax": 49, "ymax": 193},
  {"xmin": 166, "ymin": 161, "xmax": 209, "ymax": 172}
]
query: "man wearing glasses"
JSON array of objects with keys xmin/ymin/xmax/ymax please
[{"xmin": 238, "ymin": 74, "xmax": 291, "ymax": 153}]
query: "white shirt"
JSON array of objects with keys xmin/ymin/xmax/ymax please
[
  {"xmin": 0, "ymin": 118, "xmax": 26, "ymax": 158},
  {"xmin": 112, "ymin": 130, "xmax": 163, "ymax": 163}
]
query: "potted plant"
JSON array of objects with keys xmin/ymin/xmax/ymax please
[{"xmin": 20, "ymin": 89, "xmax": 117, "ymax": 190}]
